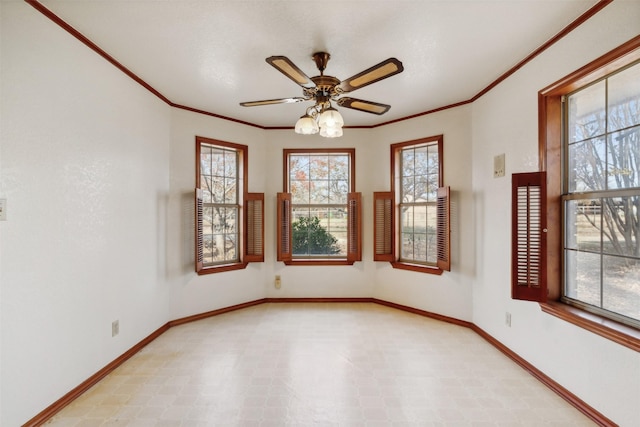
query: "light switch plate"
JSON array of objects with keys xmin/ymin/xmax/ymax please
[
  {"xmin": 0, "ymin": 199, "xmax": 6, "ymax": 221},
  {"xmin": 494, "ymin": 154, "xmax": 505, "ymax": 178}
]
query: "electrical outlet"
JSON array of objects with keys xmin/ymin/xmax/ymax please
[
  {"xmin": 275, "ymin": 275, "xmax": 281, "ymax": 289},
  {"xmin": 505, "ymin": 312, "xmax": 512, "ymax": 327},
  {"xmin": 0, "ymin": 199, "xmax": 6, "ymax": 221},
  {"xmin": 112, "ymin": 320, "xmax": 119, "ymax": 337}
]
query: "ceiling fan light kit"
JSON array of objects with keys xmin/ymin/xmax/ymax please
[
  {"xmin": 241, "ymin": 52, "xmax": 404, "ymax": 138},
  {"xmin": 294, "ymin": 113, "xmax": 319, "ymax": 135}
]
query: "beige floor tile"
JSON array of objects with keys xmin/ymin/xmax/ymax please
[{"xmin": 44, "ymin": 303, "xmax": 596, "ymax": 426}]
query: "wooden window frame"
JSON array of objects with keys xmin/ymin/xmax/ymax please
[
  {"xmin": 537, "ymin": 36, "xmax": 640, "ymax": 351},
  {"xmin": 195, "ymin": 136, "xmax": 264, "ymax": 274},
  {"xmin": 374, "ymin": 135, "xmax": 450, "ymax": 274},
  {"xmin": 278, "ymin": 148, "xmax": 361, "ymax": 266}
]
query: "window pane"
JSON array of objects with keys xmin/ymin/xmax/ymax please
[
  {"xmin": 326, "ymin": 207, "xmax": 347, "ymax": 256},
  {"xmin": 209, "ymin": 176, "xmax": 224, "ymax": 202},
  {"xmin": 309, "ymin": 156, "xmax": 329, "ymax": 180},
  {"xmin": 565, "ymin": 199, "xmax": 601, "ymax": 252},
  {"xmin": 427, "ymin": 145, "xmax": 439, "ymax": 171},
  {"xmin": 426, "ymin": 175, "xmax": 439, "ymax": 202},
  {"xmin": 202, "ymin": 205, "xmax": 238, "ymax": 265},
  {"xmin": 568, "ymin": 81, "xmax": 605, "ymax": 143},
  {"xmin": 290, "ymin": 155, "xmax": 309, "ymax": 182},
  {"xmin": 567, "ymin": 137, "xmax": 606, "ymax": 192},
  {"xmin": 608, "ymin": 63, "xmax": 640, "ymax": 132},
  {"xmin": 565, "ymin": 249, "xmax": 601, "ymax": 307},
  {"xmin": 291, "ymin": 208, "xmax": 341, "ymax": 256},
  {"xmin": 607, "ymin": 128, "xmax": 640, "ymax": 190},
  {"xmin": 223, "ymin": 233, "xmax": 237, "ymax": 261},
  {"xmin": 222, "ymin": 207, "xmax": 236, "ymax": 234},
  {"xmin": 402, "ymin": 149, "xmax": 415, "ymax": 176},
  {"xmin": 200, "ymin": 153, "xmax": 212, "ymax": 176},
  {"xmin": 602, "ymin": 196, "xmax": 639, "ymax": 257},
  {"xmin": 224, "ymin": 177, "xmax": 237, "ymax": 204},
  {"xmin": 400, "ymin": 206, "xmax": 414, "ymax": 234},
  {"xmin": 329, "ymin": 155, "xmax": 349, "ymax": 181},
  {"xmin": 402, "ymin": 176, "xmax": 414, "ymax": 202},
  {"xmin": 399, "ymin": 204, "xmax": 436, "ymax": 263},
  {"xmin": 401, "ymin": 233, "xmax": 414, "ymax": 260},
  {"xmin": 201, "ymin": 177, "xmax": 213, "ymax": 202},
  {"xmin": 309, "ymin": 180, "xmax": 329, "ymax": 204},
  {"xmin": 414, "ymin": 178, "xmax": 428, "ymax": 203},
  {"xmin": 603, "ymin": 255, "xmax": 640, "ymax": 320},
  {"xmin": 414, "ymin": 146, "xmax": 428, "ymax": 169},
  {"xmin": 203, "ymin": 235, "xmax": 214, "ymax": 263},
  {"xmin": 426, "ymin": 231, "xmax": 437, "ymax": 263},
  {"xmin": 291, "ymin": 180, "xmax": 309, "ymax": 204},
  {"xmin": 224, "ymin": 151, "xmax": 236, "ymax": 178},
  {"xmin": 329, "ymin": 180, "xmax": 348, "ymax": 204},
  {"xmin": 211, "ymin": 150, "xmax": 225, "ymax": 175},
  {"xmin": 412, "ymin": 204, "xmax": 428, "ymax": 261}
]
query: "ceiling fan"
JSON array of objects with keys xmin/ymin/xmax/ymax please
[{"xmin": 240, "ymin": 52, "xmax": 404, "ymax": 137}]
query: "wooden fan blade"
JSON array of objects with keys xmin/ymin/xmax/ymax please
[
  {"xmin": 266, "ymin": 56, "xmax": 316, "ymax": 89},
  {"xmin": 338, "ymin": 58, "xmax": 404, "ymax": 93},
  {"xmin": 240, "ymin": 97, "xmax": 307, "ymax": 107},
  {"xmin": 337, "ymin": 97, "xmax": 391, "ymax": 115}
]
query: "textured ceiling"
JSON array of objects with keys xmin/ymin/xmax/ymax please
[{"xmin": 34, "ymin": 0, "xmax": 603, "ymax": 128}]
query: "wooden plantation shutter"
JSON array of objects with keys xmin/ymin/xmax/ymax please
[
  {"xmin": 276, "ymin": 192, "xmax": 292, "ymax": 262},
  {"xmin": 436, "ymin": 186, "xmax": 451, "ymax": 271},
  {"xmin": 512, "ymin": 172, "xmax": 547, "ymax": 302},
  {"xmin": 244, "ymin": 192, "xmax": 264, "ymax": 263},
  {"xmin": 347, "ymin": 192, "xmax": 362, "ymax": 262},
  {"xmin": 195, "ymin": 188, "xmax": 204, "ymax": 272},
  {"xmin": 373, "ymin": 192, "xmax": 394, "ymax": 262}
]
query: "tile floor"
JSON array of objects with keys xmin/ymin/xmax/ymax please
[{"xmin": 44, "ymin": 303, "xmax": 595, "ymax": 426}]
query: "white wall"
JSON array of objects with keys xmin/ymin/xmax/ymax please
[
  {"xmin": 470, "ymin": 1, "xmax": 640, "ymax": 425},
  {"xmin": 1, "ymin": 3, "xmax": 172, "ymax": 426}
]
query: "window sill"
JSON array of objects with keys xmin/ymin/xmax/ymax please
[
  {"xmin": 391, "ymin": 262, "xmax": 443, "ymax": 275},
  {"xmin": 197, "ymin": 262, "xmax": 248, "ymax": 275},
  {"xmin": 540, "ymin": 301, "xmax": 640, "ymax": 352},
  {"xmin": 283, "ymin": 259, "xmax": 356, "ymax": 266}
]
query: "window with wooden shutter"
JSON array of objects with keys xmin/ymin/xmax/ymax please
[
  {"xmin": 281, "ymin": 149, "xmax": 360, "ymax": 265},
  {"xmin": 383, "ymin": 135, "xmax": 448, "ymax": 274},
  {"xmin": 512, "ymin": 171, "xmax": 547, "ymax": 302},
  {"xmin": 374, "ymin": 192, "xmax": 394, "ymax": 262},
  {"xmin": 244, "ymin": 192, "xmax": 264, "ymax": 263},
  {"xmin": 347, "ymin": 192, "xmax": 362, "ymax": 262},
  {"xmin": 437, "ymin": 186, "xmax": 451, "ymax": 271},
  {"xmin": 276, "ymin": 192, "xmax": 292, "ymax": 262},
  {"xmin": 195, "ymin": 137, "xmax": 253, "ymax": 274}
]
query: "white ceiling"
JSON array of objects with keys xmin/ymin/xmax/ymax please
[{"xmin": 36, "ymin": 0, "xmax": 601, "ymax": 128}]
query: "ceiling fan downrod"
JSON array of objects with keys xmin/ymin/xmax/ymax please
[{"xmin": 312, "ymin": 52, "xmax": 331, "ymax": 75}]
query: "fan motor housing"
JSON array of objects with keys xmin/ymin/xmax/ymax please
[{"xmin": 309, "ymin": 75, "xmax": 340, "ymax": 96}]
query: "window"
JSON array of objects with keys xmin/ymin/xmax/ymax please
[
  {"xmin": 535, "ymin": 35, "xmax": 640, "ymax": 347},
  {"xmin": 563, "ymin": 61, "xmax": 640, "ymax": 327},
  {"xmin": 196, "ymin": 137, "xmax": 263, "ymax": 274},
  {"xmin": 374, "ymin": 135, "xmax": 450, "ymax": 274},
  {"xmin": 277, "ymin": 149, "xmax": 361, "ymax": 265}
]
